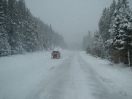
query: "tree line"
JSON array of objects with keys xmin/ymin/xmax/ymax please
[
  {"xmin": 0, "ymin": 0, "xmax": 66, "ymax": 56},
  {"xmin": 82, "ymin": 0, "xmax": 132, "ymax": 67}
]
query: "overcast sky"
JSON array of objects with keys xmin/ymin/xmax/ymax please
[{"xmin": 25, "ymin": 0, "xmax": 132, "ymax": 45}]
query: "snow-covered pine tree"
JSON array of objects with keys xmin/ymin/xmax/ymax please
[
  {"xmin": 30, "ymin": 17, "xmax": 40, "ymax": 51},
  {"xmin": 13, "ymin": 0, "xmax": 24, "ymax": 54},
  {"xmin": 23, "ymin": 10, "xmax": 37, "ymax": 52},
  {"xmin": 0, "ymin": 0, "xmax": 66, "ymax": 56},
  {"xmin": 2, "ymin": 0, "xmax": 8, "ymax": 31},
  {"xmin": 108, "ymin": 0, "xmax": 132, "ymax": 66},
  {"xmin": 17, "ymin": 0, "xmax": 27, "ymax": 53},
  {"xmin": 35, "ymin": 18, "xmax": 45, "ymax": 50},
  {"xmin": 99, "ymin": 8, "xmax": 110, "ymax": 42},
  {"xmin": 35, "ymin": 17, "xmax": 66, "ymax": 50},
  {"xmin": 82, "ymin": 31, "xmax": 92, "ymax": 52},
  {"xmin": 92, "ymin": 31, "xmax": 104, "ymax": 57},
  {"xmin": 0, "ymin": 0, "xmax": 11, "ymax": 56},
  {"xmin": 120, "ymin": 0, "xmax": 132, "ymax": 66},
  {"xmin": 98, "ymin": 0, "xmax": 116, "ymax": 59},
  {"xmin": 109, "ymin": 0, "xmax": 116, "ymax": 19},
  {"xmin": 104, "ymin": 0, "xmax": 116, "ymax": 59},
  {"xmin": 59, "ymin": 34, "xmax": 66, "ymax": 48},
  {"xmin": 82, "ymin": 35, "xmax": 87, "ymax": 51},
  {"xmin": 7, "ymin": 0, "xmax": 21, "ymax": 54},
  {"xmin": 85, "ymin": 31, "xmax": 93, "ymax": 54}
]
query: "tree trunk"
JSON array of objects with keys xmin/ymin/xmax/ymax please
[{"xmin": 128, "ymin": 47, "xmax": 131, "ymax": 67}]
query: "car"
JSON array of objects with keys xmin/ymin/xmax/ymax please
[{"xmin": 51, "ymin": 51, "xmax": 60, "ymax": 59}]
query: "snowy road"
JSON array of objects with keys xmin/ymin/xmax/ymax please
[
  {"xmin": 0, "ymin": 50, "xmax": 132, "ymax": 99},
  {"xmin": 26, "ymin": 53, "xmax": 95, "ymax": 99}
]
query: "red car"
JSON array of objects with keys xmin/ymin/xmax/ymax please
[{"xmin": 51, "ymin": 51, "xmax": 60, "ymax": 59}]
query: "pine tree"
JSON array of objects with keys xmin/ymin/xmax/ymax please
[
  {"xmin": 108, "ymin": 0, "xmax": 132, "ymax": 66},
  {"xmin": 2, "ymin": 0, "xmax": 8, "ymax": 31},
  {"xmin": 98, "ymin": 8, "xmax": 110, "ymax": 58},
  {"xmin": 92, "ymin": 31, "xmax": 104, "ymax": 57},
  {"xmin": 0, "ymin": 0, "xmax": 11, "ymax": 56},
  {"xmin": 82, "ymin": 35, "xmax": 87, "ymax": 50},
  {"xmin": 99, "ymin": 8, "xmax": 110, "ymax": 42},
  {"xmin": 0, "ymin": 0, "xmax": 66, "ymax": 56},
  {"xmin": 109, "ymin": 0, "xmax": 116, "ymax": 19},
  {"xmin": 7, "ymin": 0, "xmax": 20, "ymax": 54},
  {"xmin": 85, "ymin": 31, "xmax": 93, "ymax": 54},
  {"xmin": 17, "ymin": 0, "xmax": 28, "ymax": 53}
]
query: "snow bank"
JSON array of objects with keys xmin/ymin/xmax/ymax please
[
  {"xmin": 80, "ymin": 51, "xmax": 132, "ymax": 98},
  {"xmin": 0, "ymin": 50, "xmax": 69, "ymax": 99}
]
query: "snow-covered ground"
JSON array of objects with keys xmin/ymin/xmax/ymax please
[
  {"xmin": 80, "ymin": 52, "xmax": 132, "ymax": 99},
  {"xmin": 0, "ymin": 50, "xmax": 132, "ymax": 99}
]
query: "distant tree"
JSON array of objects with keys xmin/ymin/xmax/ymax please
[
  {"xmin": 85, "ymin": 31, "xmax": 92, "ymax": 54},
  {"xmin": 99, "ymin": 8, "xmax": 110, "ymax": 42},
  {"xmin": 92, "ymin": 31, "xmax": 104, "ymax": 57},
  {"xmin": 82, "ymin": 31, "xmax": 93, "ymax": 52},
  {"xmin": 82, "ymin": 35, "xmax": 87, "ymax": 50},
  {"xmin": 98, "ymin": 2, "xmax": 116, "ymax": 59}
]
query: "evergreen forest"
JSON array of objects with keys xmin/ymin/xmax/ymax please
[
  {"xmin": 82, "ymin": 0, "xmax": 132, "ymax": 67},
  {"xmin": 0, "ymin": 0, "xmax": 66, "ymax": 56}
]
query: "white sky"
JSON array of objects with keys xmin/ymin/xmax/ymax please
[{"xmin": 25, "ymin": 0, "xmax": 132, "ymax": 45}]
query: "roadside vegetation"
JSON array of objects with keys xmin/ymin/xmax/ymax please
[
  {"xmin": 0, "ymin": 0, "xmax": 66, "ymax": 56},
  {"xmin": 82, "ymin": 0, "xmax": 132, "ymax": 67}
]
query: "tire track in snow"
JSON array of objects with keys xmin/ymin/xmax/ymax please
[
  {"xmin": 26, "ymin": 52, "xmax": 95, "ymax": 99},
  {"xmin": 25, "ymin": 56, "xmax": 73, "ymax": 99}
]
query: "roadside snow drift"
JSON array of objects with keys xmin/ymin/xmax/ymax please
[
  {"xmin": 80, "ymin": 52, "xmax": 132, "ymax": 99},
  {"xmin": 0, "ymin": 50, "xmax": 69, "ymax": 99}
]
